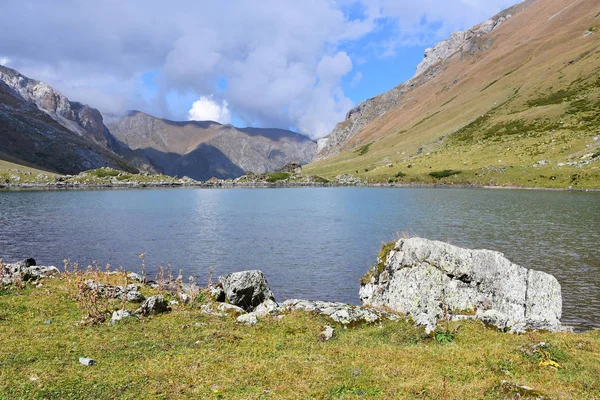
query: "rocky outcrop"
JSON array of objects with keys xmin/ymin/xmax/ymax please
[
  {"xmin": 219, "ymin": 270, "xmax": 275, "ymax": 312},
  {"xmin": 1, "ymin": 258, "xmax": 59, "ymax": 284},
  {"xmin": 282, "ymin": 299, "xmax": 398, "ymax": 326},
  {"xmin": 360, "ymin": 237, "xmax": 564, "ymax": 333},
  {"xmin": 136, "ymin": 295, "xmax": 170, "ymax": 316}
]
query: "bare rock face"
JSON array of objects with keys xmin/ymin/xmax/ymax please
[
  {"xmin": 219, "ymin": 270, "xmax": 275, "ymax": 312},
  {"xmin": 360, "ymin": 238, "xmax": 564, "ymax": 333}
]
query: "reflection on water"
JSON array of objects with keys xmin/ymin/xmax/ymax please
[{"xmin": 0, "ymin": 187, "xmax": 598, "ymax": 330}]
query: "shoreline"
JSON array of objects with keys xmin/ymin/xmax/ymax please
[{"xmin": 2, "ymin": 180, "xmax": 600, "ymax": 192}]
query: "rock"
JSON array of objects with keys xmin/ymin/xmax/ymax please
[
  {"xmin": 2, "ymin": 259, "xmax": 59, "ymax": 283},
  {"xmin": 318, "ymin": 325, "xmax": 334, "ymax": 342},
  {"xmin": 169, "ymin": 300, "xmax": 179, "ymax": 306},
  {"xmin": 282, "ymin": 299, "xmax": 397, "ymax": 326},
  {"xmin": 237, "ymin": 313, "xmax": 258, "ymax": 326},
  {"xmin": 79, "ymin": 357, "xmax": 96, "ymax": 366},
  {"xmin": 207, "ymin": 284, "xmax": 226, "ymax": 302},
  {"xmin": 216, "ymin": 302, "xmax": 247, "ymax": 315},
  {"xmin": 219, "ymin": 270, "xmax": 275, "ymax": 312},
  {"xmin": 127, "ymin": 272, "xmax": 144, "ymax": 283},
  {"xmin": 178, "ymin": 293, "xmax": 192, "ymax": 304},
  {"xmin": 125, "ymin": 290, "xmax": 145, "ymax": 303},
  {"xmin": 360, "ymin": 237, "xmax": 564, "ymax": 333},
  {"xmin": 136, "ymin": 295, "xmax": 170, "ymax": 316},
  {"xmin": 253, "ymin": 299, "xmax": 281, "ymax": 318},
  {"xmin": 110, "ymin": 309, "xmax": 135, "ymax": 324}
]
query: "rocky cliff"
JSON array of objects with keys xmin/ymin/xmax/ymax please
[
  {"xmin": 0, "ymin": 65, "xmax": 156, "ymax": 173},
  {"xmin": 108, "ymin": 111, "xmax": 317, "ymax": 180},
  {"xmin": 0, "ymin": 79, "xmax": 137, "ymax": 174},
  {"xmin": 313, "ymin": 1, "xmax": 533, "ymax": 161}
]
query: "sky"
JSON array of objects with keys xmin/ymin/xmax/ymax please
[{"xmin": 0, "ymin": 0, "xmax": 520, "ymax": 139}]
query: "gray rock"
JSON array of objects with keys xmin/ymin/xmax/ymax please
[
  {"xmin": 178, "ymin": 293, "xmax": 192, "ymax": 304},
  {"xmin": 2, "ymin": 259, "xmax": 59, "ymax": 283},
  {"xmin": 360, "ymin": 237, "xmax": 564, "ymax": 333},
  {"xmin": 127, "ymin": 272, "xmax": 144, "ymax": 283},
  {"xmin": 110, "ymin": 309, "xmax": 135, "ymax": 324},
  {"xmin": 253, "ymin": 299, "xmax": 281, "ymax": 318},
  {"xmin": 318, "ymin": 325, "xmax": 334, "ymax": 342},
  {"xmin": 237, "ymin": 313, "xmax": 258, "ymax": 326},
  {"xmin": 219, "ymin": 270, "xmax": 275, "ymax": 311},
  {"xmin": 125, "ymin": 290, "xmax": 145, "ymax": 303},
  {"xmin": 216, "ymin": 302, "xmax": 247, "ymax": 315},
  {"xmin": 207, "ymin": 284, "xmax": 226, "ymax": 302},
  {"xmin": 282, "ymin": 299, "xmax": 397, "ymax": 325},
  {"xmin": 136, "ymin": 295, "xmax": 170, "ymax": 316}
]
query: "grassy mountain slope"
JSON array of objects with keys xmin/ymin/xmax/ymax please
[{"xmin": 306, "ymin": 0, "xmax": 600, "ymax": 189}]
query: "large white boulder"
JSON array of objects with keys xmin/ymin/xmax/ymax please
[
  {"xmin": 360, "ymin": 238, "xmax": 564, "ymax": 333},
  {"xmin": 219, "ymin": 270, "xmax": 275, "ymax": 312}
]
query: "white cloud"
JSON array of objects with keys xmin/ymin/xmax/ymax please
[
  {"xmin": 0, "ymin": 56, "xmax": 11, "ymax": 66},
  {"xmin": 0, "ymin": 0, "xmax": 521, "ymax": 138},
  {"xmin": 351, "ymin": 71, "xmax": 363, "ymax": 87},
  {"xmin": 188, "ymin": 95, "xmax": 231, "ymax": 124}
]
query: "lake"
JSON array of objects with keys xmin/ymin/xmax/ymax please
[{"xmin": 1, "ymin": 187, "xmax": 598, "ymax": 331}]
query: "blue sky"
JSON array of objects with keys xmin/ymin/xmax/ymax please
[{"xmin": 0, "ymin": 0, "xmax": 520, "ymax": 138}]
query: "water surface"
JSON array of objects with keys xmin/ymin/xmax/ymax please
[{"xmin": 1, "ymin": 187, "xmax": 598, "ymax": 330}]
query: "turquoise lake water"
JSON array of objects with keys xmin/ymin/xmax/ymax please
[{"xmin": 1, "ymin": 187, "xmax": 598, "ymax": 330}]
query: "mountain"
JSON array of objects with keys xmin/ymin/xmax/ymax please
[
  {"xmin": 0, "ymin": 65, "xmax": 155, "ymax": 174},
  {"xmin": 108, "ymin": 111, "xmax": 317, "ymax": 180},
  {"xmin": 307, "ymin": 0, "xmax": 600, "ymax": 188},
  {"xmin": 0, "ymin": 74, "xmax": 137, "ymax": 175}
]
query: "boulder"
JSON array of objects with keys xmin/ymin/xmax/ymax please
[
  {"xmin": 207, "ymin": 283, "xmax": 226, "ymax": 302},
  {"xmin": 2, "ymin": 258, "xmax": 59, "ymax": 283},
  {"xmin": 110, "ymin": 309, "xmax": 135, "ymax": 324},
  {"xmin": 318, "ymin": 325, "xmax": 334, "ymax": 342},
  {"xmin": 360, "ymin": 237, "xmax": 564, "ymax": 333},
  {"xmin": 253, "ymin": 299, "xmax": 281, "ymax": 318},
  {"xmin": 136, "ymin": 295, "xmax": 170, "ymax": 316},
  {"xmin": 219, "ymin": 270, "xmax": 275, "ymax": 311}
]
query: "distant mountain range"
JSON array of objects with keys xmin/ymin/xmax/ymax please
[
  {"xmin": 0, "ymin": 65, "xmax": 316, "ymax": 179},
  {"xmin": 108, "ymin": 111, "xmax": 316, "ymax": 181},
  {"xmin": 306, "ymin": 0, "xmax": 600, "ymax": 188}
]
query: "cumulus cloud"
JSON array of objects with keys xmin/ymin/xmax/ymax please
[
  {"xmin": 188, "ymin": 96, "xmax": 231, "ymax": 124},
  {"xmin": 0, "ymin": 0, "xmax": 520, "ymax": 139}
]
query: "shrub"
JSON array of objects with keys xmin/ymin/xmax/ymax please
[
  {"xmin": 89, "ymin": 168, "xmax": 120, "ymax": 178},
  {"xmin": 429, "ymin": 170, "xmax": 461, "ymax": 179},
  {"xmin": 354, "ymin": 142, "xmax": 374, "ymax": 156},
  {"xmin": 395, "ymin": 171, "xmax": 406, "ymax": 178},
  {"xmin": 265, "ymin": 172, "xmax": 290, "ymax": 183}
]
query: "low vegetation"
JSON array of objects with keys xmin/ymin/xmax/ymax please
[
  {"xmin": 354, "ymin": 142, "xmax": 374, "ymax": 156},
  {"xmin": 265, "ymin": 172, "xmax": 290, "ymax": 183},
  {"xmin": 429, "ymin": 170, "xmax": 462, "ymax": 179},
  {"xmin": 360, "ymin": 241, "xmax": 396, "ymax": 285},
  {"xmin": 0, "ymin": 265, "xmax": 599, "ymax": 399}
]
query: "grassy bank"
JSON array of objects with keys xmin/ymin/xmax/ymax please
[{"xmin": 1, "ymin": 275, "xmax": 599, "ymax": 399}]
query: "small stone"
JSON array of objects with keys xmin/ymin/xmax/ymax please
[
  {"xmin": 136, "ymin": 295, "xmax": 170, "ymax": 316},
  {"xmin": 237, "ymin": 313, "xmax": 258, "ymax": 326},
  {"xmin": 169, "ymin": 300, "xmax": 179, "ymax": 306},
  {"xmin": 111, "ymin": 309, "xmax": 135, "ymax": 324},
  {"xmin": 318, "ymin": 325, "xmax": 334, "ymax": 342},
  {"xmin": 178, "ymin": 293, "xmax": 192, "ymax": 304},
  {"xmin": 79, "ymin": 357, "xmax": 96, "ymax": 366},
  {"xmin": 125, "ymin": 291, "xmax": 145, "ymax": 303}
]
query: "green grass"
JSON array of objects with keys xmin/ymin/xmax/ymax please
[
  {"xmin": 265, "ymin": 172, "xmax": 290, "ymax": 183},
  {"xmin": 88, "ymin": 168, "xmax": 120, "ymax": 178},
  {"xmin": 429, "ymin": 170, "xmax": 462, "ymax": 179},
  {"xmin": 360, "ymin": 241, "xmax": 396, "ymax": 285},
  {"xmin": 0, "ymin": 276, "xmax": 599, "ymax": 399},
  {"xmin": 354, "ymin": 142, "xmax": 374, "ymax": 156}
]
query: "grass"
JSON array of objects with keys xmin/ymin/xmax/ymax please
[
  {"xmin": 360, "ymin": 241, "xmax": 396, "ymax": 285},
  {"xmin": 265, "ymin": 172, "xmax": 290, "ymax": 183},
  {"xmin": 0, "ymin": 273, "xmax": 599, "ymax": 399},
  {"xmin": 429, "ymin": 170, "xmax": 462, "ymax": 179},
  {"xmin": 354, "ymin": 142, "xmax": 375, "ymax": 156}
]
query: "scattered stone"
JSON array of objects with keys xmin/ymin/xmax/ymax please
[
  {"xmin": 207, "ymin": 284, "xmax": 226, "ymax": 302},
  {"xmin": 318, "ymin": 325, "xmax": 334, "ymax": 342},
  {"xmin": 2, "ymin": 259, "xmax": 59, "ymax": 284},
  {"xmin": 136, "ymin": 295, "xmax": 170, "ymax": 316},
  {"xmin": 178, "ymin": 293, "xmax": 192, "ymax": 304},
  {"xmin": 237, "ymin": 313, "xmax": 258, "ymax": 326},
  {"xmin": 253, "ymin": 299, "xmax": 281, "ymax": 318},
  {"xmin": 500, "ymin": 380, "xmax": 546, "ymax": 399},
  {"xmin": 360, "ymin": 237, "xmax": 564, "ymax": 333},
  {"xmin": 169, "ymin": 300, "xmax": 179, "ymax": 306},
  {"xmin": 125, "ymin": 290, "xmax": 145, "ymax": 303},
  {"xmin": 216, "ymin": 302, "xmax": 247, "ymax": 315},
  {"xmin": 111, "ymin": 309, "xmax": 135, "ymax": 324},
  {"xmin": 79, "ymin": 357, "xmax": 96, "ymax": 366},
  {"xmin": 127, "ymin": 272, "xmax": 144, "ymax": 283},
  {"xmin": 219, "ymin": 270, "xmax": 275, "ymax": 312},
  {"xmin": 282, "ymin": 299, "xmax": 397, "ymax": 326}
]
